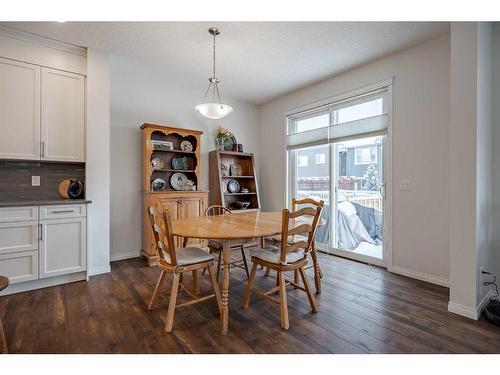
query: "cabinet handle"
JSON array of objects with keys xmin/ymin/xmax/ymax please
[
  {"xmin": 39, "ymin": 223, "xmax": 42, "ymax": 241},
  {"xmin": 41, "ymin": 141, "xmax": 45, "ymax": 158},
  {"xmin": 51, "ymin": 210, "xmax": 75, "ymax": 214}
]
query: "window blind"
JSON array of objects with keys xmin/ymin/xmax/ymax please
[{"xmin": 286, "ymin": 88, "xmax": 389, "ymax": 150}]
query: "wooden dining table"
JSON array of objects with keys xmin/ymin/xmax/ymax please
[{"xmin": 171, "ymin": 211, "xmax": 324, "ymax": 334}]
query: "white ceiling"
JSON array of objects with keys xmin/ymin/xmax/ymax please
[{"xmin": 2, "ymin": 22, "xmax": 449, "ymax": 104}]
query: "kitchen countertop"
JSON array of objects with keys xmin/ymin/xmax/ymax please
[{"xmin": 0, "ymin": 199, "xmax": 92, "ymax": 208}]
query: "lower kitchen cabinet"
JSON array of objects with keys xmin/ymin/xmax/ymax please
[
  {"xmin": 0, "ymin": 204, "xmax": 88, "ymax": 294},
  {"xmin": 40, "ymin": 217, "xmax": 87, "ymax": 278},
  {"xmin": 0, "ymin": 250, "xmax": 38, "ymax": 284}
]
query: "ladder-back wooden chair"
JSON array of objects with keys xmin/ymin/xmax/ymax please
[
  {"xmin": 266, "ymin": 198, "xmax": 325, "ymax": 293},
  {"xmin": 203, "ymin": 205, "xmax": 250, "ymax": 281},
  {"xmin": 147, "ymin": 206, "xmax": 222, "ymax": 333},
  {"xmin": 242, "ymin": 201, "xmax": 324, "ymax": 330}
]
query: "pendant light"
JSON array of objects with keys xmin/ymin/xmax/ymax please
[{"xmin": 195, "ymin": 27, "xmax": 233, "ymax": 119}]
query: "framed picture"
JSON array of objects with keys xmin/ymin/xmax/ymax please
[
  {"xmin": 172, "ymin": 156, "xmax": 188, "ymax": 170},
  {"xmin": 230, "ymin": 163, "xmax": 242, "ymax": 176},
  {"xmin": 151, "ymin": 140, "xmax": 173, "ymax": 151},
  {"xmin": 221, "ymin": 163, "xmax": 230, "ymax": 177}
]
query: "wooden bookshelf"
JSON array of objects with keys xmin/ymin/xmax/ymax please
[{"xmin": 209, "ymin": 150, "xmax": 260, "ymax": 212}]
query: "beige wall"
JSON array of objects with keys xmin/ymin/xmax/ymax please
[
  {"xmin": 258, "ymin": 34, "xmax": 451, "ymax": 284},
  {"xmin": 109, "ymin": 54, "xmax": 260, "ymax": 261}
]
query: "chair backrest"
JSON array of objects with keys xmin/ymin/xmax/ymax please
[
  {"xmin": 147, "ymin": 206, "xmax": 177, "ymax": 266},
  {"xmin": 205, "ymin": 205, "xmax": 232, "ymax": 217},
  {"xmin": 279, "ymin": 200, "xmax": 324, "ymax": 264}
]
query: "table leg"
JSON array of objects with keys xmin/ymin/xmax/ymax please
[
  {"xmin": 220, "ymin": 240, "xmax": 231, "ymax": 334},
  {"xmin": 310, "ymin": 242, "xmax": 322, "ymax": 294}
]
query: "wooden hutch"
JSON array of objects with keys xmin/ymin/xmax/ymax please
[
  {"xmin": 209, "ymin": 150, "xmax": 261, "ymax": 212},
  {"xmin": 141, "ymin": 123, "xmax": 208, "ymax": 266}
]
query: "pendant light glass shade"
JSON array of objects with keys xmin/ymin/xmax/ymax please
[
  {"xmin": 196, "ymin": 27, "xmax": 233, "ymax": 119},
  {"xmin": 195, "ymin": 103, "xmax": 233, "ymax": 120}
]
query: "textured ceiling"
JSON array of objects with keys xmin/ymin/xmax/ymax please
[{"xmin": 2, "ymin": 22, "xmax": 449, "ymax": 104}]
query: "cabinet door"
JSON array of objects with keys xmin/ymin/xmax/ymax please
[
  {"xmin": 0, "ymin": 250, "xmax": 38, "ymax": 284},
  {"xmin": 0, "ymin": 58, "xmax": 41, "ymax": 160},
  {"xmin": 0, "ymin": 221, "xmax": 38, "ymax": 255},
  {"xmin": 179, "ymin": 198, "xmax": 205, "ymax": 247},
  {"xmin": 40, "ymin": 217, "xmax": 87, "ymax": 278},
  {"xmin": 41, "ymin": 68, "xmax": 85, "ymax": 162},
  {"xmin": 156, "ymin": 198, "xmax": 180, "ymax": 247}
]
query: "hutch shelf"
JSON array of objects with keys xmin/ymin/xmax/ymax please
[
  {"xmin": 141, "ymin": 123, "xmax": 208, "ymax": 266},
  {"xmin": 209, "ymin": 150, "xmax": 261, "ymax": 212}
]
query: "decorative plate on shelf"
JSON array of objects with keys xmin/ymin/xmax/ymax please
[
  {"xmin": 152, "ymin": 178, "xmax": 167, "ymax": 191},
  {"xmin": 180, "ymin": 140, "xmax": 193, "ymax": 152},
  {"xmin": 227, "ymin": 179, "xmax": 240, "ymax": 193},
  {"xmin": 170, "ymin": 173, "xmax": 188, "ymax": 191},
  {"xmin": 223, "ymin": 134, "xmax": 237, "ymax": 151},
  {"xmin": 151, "ymin": 157, "xmax": 164, "ymax": 170},
  {"xmin": 171, "ymin": 156, "xmax": 188, "ymax": 170}
]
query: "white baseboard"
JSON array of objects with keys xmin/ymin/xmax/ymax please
[
  {"xmin": 110, "ymin": 250, "xmax": 140, "ymax": 262},
  {"xmin": 0, "ymin": 272, "xmax": 86, "ymax": 296},
  {"xmin": 88, "ymin": 264, "xmax": 111, "ymax": 276},
  {"xmin": 388, "ymin": 265, "xmax": 449, "ymax": 287},
  {"xmin": 448, "ymin": 290, "xmax": 494, "ymax": 320}
]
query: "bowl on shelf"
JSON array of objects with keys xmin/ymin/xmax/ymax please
[{"xmin": 233, "ymin": 201, "xmax": 251, "ymax": 209}]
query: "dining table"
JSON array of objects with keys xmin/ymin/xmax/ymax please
[{"xmin": 171, "ymin": 210, "xmax": 324, "ymax": 334}]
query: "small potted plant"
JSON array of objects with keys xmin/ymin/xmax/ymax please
[{"xmin": 216, "ymin": 126, "xmax": 231, "ymax": 150}]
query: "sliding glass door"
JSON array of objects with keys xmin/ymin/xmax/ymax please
[{"xmin": 286, "ymin": 84, "xmax": 390, "ymax": 266}]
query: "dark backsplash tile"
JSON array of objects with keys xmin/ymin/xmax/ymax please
[{"xmin": 0, "ymin": 161, "xmax": 85, "ymax": 201}]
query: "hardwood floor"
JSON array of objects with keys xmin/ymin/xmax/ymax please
[{"xmin": 1, "ymin": 253, "xmax": 500, "ymax": 353}]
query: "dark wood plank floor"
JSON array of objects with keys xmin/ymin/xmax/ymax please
[{"xmin": 1, "ymin": 253, "xmax": 500, "ymax": 353}]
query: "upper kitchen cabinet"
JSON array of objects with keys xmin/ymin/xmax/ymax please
[
  {"xmin": 0, "ymin": 58, "xmax": 41, "ymax": 160},
  {"xmin": 41, "ymin": 68, "xmax": 85, "ymax": 162}
]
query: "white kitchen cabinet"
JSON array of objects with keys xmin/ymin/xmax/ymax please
[
  {"xmin": 41, "ymin": 67, "xmax": 85, "ymax": 162},
  {"xmin": 0, "ymin": 57, "xmax": 41, "ymax": 160},
  {"xmin": 39, "ymin": 216, "xmax": 87, "ymax": 278},
  {"xmin": 0, "ymin": 221, "xmax": 39, "ymax": 255},
  {"xmin": 0, "ymin": 250, "xmax": 38, "ymax": 284}
]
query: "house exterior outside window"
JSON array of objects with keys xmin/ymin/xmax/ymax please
[
  {"xmin": 297, "ymin": 155, "xmax": 308, "ymax": 167},
  {"xmin": 316, "ymin": 153, "xmax": 326, "ymax": 164},
  {"xmin": 354, "ymin": 146, "xmax": 377, "ymax": 165}
]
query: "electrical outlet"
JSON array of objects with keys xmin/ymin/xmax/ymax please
[{"xmin": 31, "ymin": 176, "xmax": 40, "ymax": 187}]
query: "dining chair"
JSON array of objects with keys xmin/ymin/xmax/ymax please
[
  {"xmin": 147, "ymin": 206, "xmax": 222, "ymax": 333},
  {"xmin": 266, "ymin": 197, "xmax": 325, "ymax": 294},
  {"xmin": 242, "ymin": 201, "xmax": 324, "ymax": 330},
  {"xmin": 0, "ymin": 275, "xmax": 8, "ymax": 354},
  {"xmin": 203, "ymin": 205, "xmax": 251, "ymax": 281}
]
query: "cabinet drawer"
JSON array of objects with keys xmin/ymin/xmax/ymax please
[
  {"xmin": 40, "ymin": 204, "xmax": 86, "ymax": 219},
  {"xmin": 0, "ymin": 206, "xmax": 38, "ymax": 223},
  {"xmin": 0, "ymin": 221, "xmax": 38, "ymax": 255},
  {"xmin": 0, "ymin": 250, "xmax": 38, "ymax": 284}
]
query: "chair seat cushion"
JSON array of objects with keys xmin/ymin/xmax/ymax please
[
  {"xmin": 250, "ymin": 245, "xmax": 305, "ymax": 265},
  {"xmin": 163, "ymin": 247, "xmax": 214, "ymax": 266}
]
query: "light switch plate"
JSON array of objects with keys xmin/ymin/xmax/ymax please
[
  {"xmin": 31, "ymin": 176, "xmax": 40, "ymax": 186},
  {"xmin": 399, "ymin": 179, "xmax": 410, "ymax": 191}
]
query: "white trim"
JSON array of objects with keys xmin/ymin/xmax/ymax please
[
  {"xmin": 448, "ymin": 290, "xmax": 494, "ymax": 320},
  {"xmin": 284, "ymin": 78, "xmax": 394, "ymax": 117},
  {"xmin": 325, "ymin": 247, "xmax": 386, "ymax": 267},
  {"xmin": 0, "ymin": 25, "xmax": 86, "ymax": 56},
  {"xmin": 0, "ymin": 272, "xmax": 86, "ymax": 296},
  {"xmin": 88, "ymin": 264, "xmax": 111, "ymax": 276},
  {"xmin": 388, "ymin": 265, "xmax": 449, "ymax": 287},
  {"xmin": 110, "ymin": 251, "xmax": 140, "ymax": 262}
]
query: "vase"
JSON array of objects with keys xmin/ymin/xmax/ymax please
[{"xmin": 216, "ymin": 138, "xmax": 225, "ymax": 150}]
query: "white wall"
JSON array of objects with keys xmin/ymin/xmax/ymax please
[
  {"xmin": 258, "ymin": 34, "xmax": 451, "ymax": 284},
  {"xmin": 476, "ymin": 23, "xmax": 494, "ymax": 306},
  {"xmin": 109, "ymin": 54, "xmax": 260, "ymax": 261},
  {"xmin": 86, "ymin": 48, "xmax": 111, "ymax": 275},
  {"xmin": 492, "ymin": 24, "xmax": 500, "ymax": 285}
]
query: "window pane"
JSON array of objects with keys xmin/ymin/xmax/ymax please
[
  {"xmin": 336, "ymin": 98, "xmax": 383, "ymax": 124},
  {"xmin": 294, "ymin": 113, "xmax": 329, "ymax": 133},
  {"xmin": 293, "ymin": 144, "xmax": 330, "ymax": 245}
]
